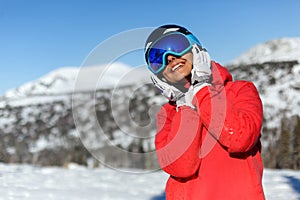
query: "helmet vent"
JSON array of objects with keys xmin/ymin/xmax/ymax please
[{"xmin": 163, "ymin": 28, "xmax": 180, "ymax": 34}]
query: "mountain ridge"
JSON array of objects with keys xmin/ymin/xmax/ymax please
[
  {"xmin": 1, "ymin": 62, "xmax": 151, "ymax": 106},
  {"xmin": 228, "ymin": 37, "xmax": 300, "ymax": 66}
]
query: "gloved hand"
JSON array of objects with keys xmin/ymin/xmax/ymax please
[
  {"xmin": 176, "ymin": 86, "xmax": 195, "ymax": 110},
  {"xmin": 175, "ymin": 82, "xmax": 211, "ymax": 111},
  {"xmin": 191, "ymin": 44, "xmax": 212, "ymax": 85},
  {"xmin": 151, "ymin": 75, "xmax": 184, "ymax": 102}
]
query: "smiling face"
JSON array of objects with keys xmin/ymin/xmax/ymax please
[{"xmin": 161, "ymin": 52, "xmax": 193, "ymax": 84}]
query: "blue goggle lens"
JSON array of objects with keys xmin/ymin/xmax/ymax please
[{"xmin": 147, "ymin": 33, "xmax": 193, "ymax": 74}]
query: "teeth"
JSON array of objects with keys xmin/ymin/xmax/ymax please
[{"xmin": 172, "ymin": 63, "xmax": 183, "ymax": 72}]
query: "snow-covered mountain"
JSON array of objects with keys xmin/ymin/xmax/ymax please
[
  {"xmin": 228, "ymin": 38, "xmax": 300, "ymax": 128},
  {"xmin": 228, "ymin": 37, "xmax": 300, "ymax": 65},
  {"xmin": 1, "ymin": 62, "xmax": 151, "ymax": 106},
  {"xmin": 0, "ymin": 62, "xmax": 163, "ymax": 169},
  {"xmin": 0, "ymin": 37, "xmax": 299, "ymax": 169},
  {"xmin": 227, "ymin": 37, "xmax": 300, "ymax": 169}
]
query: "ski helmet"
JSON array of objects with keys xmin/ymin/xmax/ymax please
[{"xmin": 144, "ymin": 24, "xmax": 202, "ymax": 75}]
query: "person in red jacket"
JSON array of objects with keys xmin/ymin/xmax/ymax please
[{"xmin": 144, "ymin": 24, "xmax": 265, "ymax": 199}]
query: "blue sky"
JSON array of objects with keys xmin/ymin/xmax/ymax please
[{"xmin": 1, "ymin": 0, "xmax": 300, "ymax": 95}]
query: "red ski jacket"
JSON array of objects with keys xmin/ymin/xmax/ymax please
[{"xmin": 155, "ymin": 61, "xmax": 265, "ymax": 199}]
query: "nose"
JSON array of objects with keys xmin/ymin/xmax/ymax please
[{"xmin": 167, "ymin": 55, "xmax": 177, "ymax": 64}]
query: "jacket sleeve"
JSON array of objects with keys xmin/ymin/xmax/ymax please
[
  {"xmin": 155, "ymin": 103, "xmax": 202, "ymax": 178},
  {"xmin": 194, "ymin": 81, "xmax": 263, "ymax": 153}
]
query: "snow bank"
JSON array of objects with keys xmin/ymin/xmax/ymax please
[{"xmin": 0, "ymin": 164, "xmax": 300, "ymax": 200}]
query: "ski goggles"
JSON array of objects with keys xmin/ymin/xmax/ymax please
[{"xmin": 146, "ymin": 32, "xmax": 201, "ymax": 75}]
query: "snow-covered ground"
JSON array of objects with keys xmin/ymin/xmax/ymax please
[{"xmin": 0, "ymin": 164, "xmax": 300, "ymax": 200}]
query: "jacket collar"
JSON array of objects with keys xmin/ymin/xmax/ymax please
[{"xmin": 211, "ymin": 61, "xmax": 233, "ymax": 86}]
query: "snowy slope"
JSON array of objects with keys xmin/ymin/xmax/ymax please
[
  {"xmin": 228, "ymin": 37, "xmax": 300, "ymax": 65},
  {"xmin": 0, "ymin": 163, "xmax": 299, "ymax": 200},
  {"xmin": 0, "ymin": 63, "xmax": 159, "ymax": 168},
  {"xmin": 228, "ymin": 37, "xmax": 300, "ymax": 128},
  {"xmin": 227, "ymin": 37, "xmax": 300, "ymax": 168},
  {"xmin": 2, "ymin": 62, "xmax": 151, "ymax": 102}
]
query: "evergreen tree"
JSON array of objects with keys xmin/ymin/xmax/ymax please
[
  {"xmin": 292, "ymin": 116, "xmax": 300, "ymax": 169},
  {"xmin": 276, "ymin": 118, "xmax": 292, "ymax": 169}
]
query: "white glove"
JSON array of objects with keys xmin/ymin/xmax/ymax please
[
  {"xmin": 151, "ymin": 75, "xmax": 184, "ymax": 102},
  {"xmin": 176, "ymin": 86, "xmax": 195, "ymax": 110},
  {"xmin": 175, "ymin": 82, "xmax": 211, "ymax": 110},
  {"xmin": 191, "ymin": 44, "xmax": 212, "ymax": 85}
]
